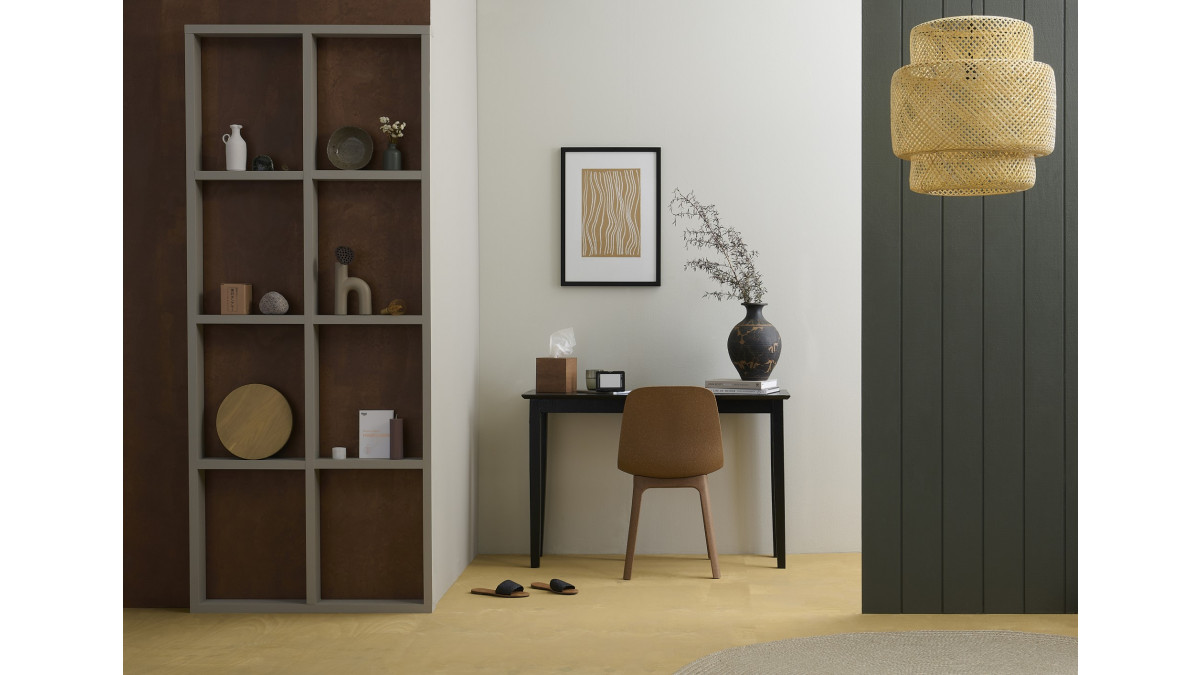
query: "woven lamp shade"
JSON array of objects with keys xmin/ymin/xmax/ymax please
[{"xmin": 891, "ymin": 16, "xmax": 1056, "ymax": 196}]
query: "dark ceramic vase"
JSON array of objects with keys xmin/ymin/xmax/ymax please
[
  {"xmin": 383, "ymin": 143, "xmax": 402, "ymax": 170},
  {"xmin": 727, "ymin": 302, "xmax": 781, "ymax": 381}
]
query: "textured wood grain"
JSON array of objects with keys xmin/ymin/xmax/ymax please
[
  {"xmin": 316, "ymin": 37, "xmax": 423, "ymax": 171},
  {"xmin": 200, "ymin": 37, "xmax": 303, "ymax": 171},
  {"xmin": 319, "ymin": 470, "xmax": 423, "ymax": 600},
  {"xmin": 215, "ymin": 383, "xmax": 293, "ymax": 459},
  {"xmin": 205, "ymin": 470, "xmax": 306, "ymax": 600},
  {"xmin": 316, "ymin": 181, "xmax": 422, "ymax": 316},
  {"xmin": 202, "ymin": 181, "xmax": 304, "ymax": 315}
]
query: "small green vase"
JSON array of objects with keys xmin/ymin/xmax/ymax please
[{"xmin": 383, "ymin": 143, "xmax": 402, "ymax": 170}]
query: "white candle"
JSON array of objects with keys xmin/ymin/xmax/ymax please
[{"xmin": 332, "ymin": 446, "xmax": 347, "ymax": 460}]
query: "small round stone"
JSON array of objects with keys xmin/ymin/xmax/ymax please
[{"xmin": 259, "ymin": 291, "xmax": 289, "ymax": 315}]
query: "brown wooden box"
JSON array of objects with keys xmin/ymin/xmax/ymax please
[
  {"xmin": 389, "ymin": 418, "xmax": 406, "ymax": 459},
  {"xmin": 220, "ymin": 283, "xmax": 253, "ymax": 315},
  {"xmin": 536, "ymin": 357, "xmax": 577, "ymax": 393}
]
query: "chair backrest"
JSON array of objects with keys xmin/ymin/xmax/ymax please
[{"xmin": 617, "ymin": 386, "xmax": 723, "ymax": 478}]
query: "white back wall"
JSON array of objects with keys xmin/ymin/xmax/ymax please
[
  {"xmin": 476, "ymin": 0, "xmax": 861, "ymax": 556},
  {"xmin": 430, "ymin": 0, "xmax": 479, "ymax": 606}
]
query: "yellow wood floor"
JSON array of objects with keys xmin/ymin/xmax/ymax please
[{"xmin": 124, "ymin": 553, "xmax": 1078, "ymax": 674}]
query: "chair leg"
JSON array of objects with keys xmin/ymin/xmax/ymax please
[
  {"xmin": 696, "ymin": 475, "xmax": 720, "ymax": 579},
  {"xmin": 624, "ymin": 476, "xmax": 648, "ymax": 580}
]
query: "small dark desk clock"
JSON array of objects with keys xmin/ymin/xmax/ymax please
[{"xmin": 595, "ymin": 370, "xmax": 625, "ymax": 392}]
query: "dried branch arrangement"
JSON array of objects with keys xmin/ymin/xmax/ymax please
[{"xmin": 669, "ymin": 188, "xmax": 766, "ymax": 303}]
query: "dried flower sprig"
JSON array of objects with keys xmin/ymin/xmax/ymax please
[
  {"xmin": 669, "ymin": 188, "xmax": 766, "ymax": 303},
  {"xmin": 378, "ymin": 116, "xmax": 406, "ymax": 142}
]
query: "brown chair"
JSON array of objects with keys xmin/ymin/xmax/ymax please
[{"xmin": 617, "ymin": 386, "xmax": 723, "ymax": 580}]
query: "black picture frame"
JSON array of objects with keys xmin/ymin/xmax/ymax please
[{"xmin": 560, "ymin": 147, "xmax": 661, "ymax": 286}]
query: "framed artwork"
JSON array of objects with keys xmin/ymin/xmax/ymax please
[{"xmin": 560, "ymin": 147, "xmax": 661, "ymax": 286}]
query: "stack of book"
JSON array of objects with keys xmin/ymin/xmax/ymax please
[{"xmin": 704, "ymin": 378, "xmax": 781, "ymax": 394}]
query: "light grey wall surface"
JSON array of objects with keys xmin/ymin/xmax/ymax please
[
  {"xmin": 476, "ymin": 0, "xmax": 862, "ymax": 556},
  {"xmin": 430, "ymin": 0, "xmax": 479, "ymax": 606}
]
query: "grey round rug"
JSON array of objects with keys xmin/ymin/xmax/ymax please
[{"xmin": 674, "ymin": 630, "xmax": 1077, "ymax": 675}]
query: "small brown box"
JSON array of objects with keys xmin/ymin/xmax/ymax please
[
  {"xmin": 389, "ymin": 418, "xmax": 406, "ymax": 459},
  {"xmin": 220, "ymin": 283, "xmax": 252, "ymax": 315},
  {"xmin": 536, "ymin": 357, "xmax": 578, "ymax": 393}
]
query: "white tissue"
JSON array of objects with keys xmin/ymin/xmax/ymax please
[{"xmin": 549, "ymin": 327, "xmax": 576, "ymax": 358}]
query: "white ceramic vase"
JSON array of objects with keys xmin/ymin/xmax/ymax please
[{"xmin": 222, "ymin": 124, "xmax": 247, "ymax": 171}]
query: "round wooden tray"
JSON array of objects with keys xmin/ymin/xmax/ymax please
[{"xmin": 215, "ymin": 383, "xmax": 293, "ymax": 460}]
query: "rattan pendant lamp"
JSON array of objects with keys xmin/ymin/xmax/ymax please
[{"xmin": 891, "ymin": 15, "xmax": 1056, "ymax": 196}]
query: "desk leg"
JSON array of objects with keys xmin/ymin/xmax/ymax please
[
  {"xmin": 529, "ymin": 406, "xmax": 545, "ymax": 568},
  {"xmin": 770, "ymin": 400, "xmax": 786, "ymax": 569},
  {"xmin": 539, "ymin": 411, "xmax": 548, "ymax": 559}
]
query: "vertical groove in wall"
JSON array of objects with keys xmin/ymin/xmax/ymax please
[{"xmin": 897, "ymin": 0, "xmax": 905, "ymax": 613}]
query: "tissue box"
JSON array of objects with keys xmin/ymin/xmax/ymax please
[{"xmin": 536, "ymin": 357, "xmax": 577, "ymax": 393}]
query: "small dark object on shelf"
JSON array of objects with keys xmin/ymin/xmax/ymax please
[
  {"xmin": 251, "ymin": 154, "xmax": 274, "ymax": 171},
  {"xmin": 335, "ymin": 246, "xmax": 355, "ymax": 265}
]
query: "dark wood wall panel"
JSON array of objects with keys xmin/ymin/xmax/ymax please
[
  {"xmin": 202, "ymin": 324, "xmax": 306, "ymax": 459},
  {"xmin": 860, "ymin": 0, "xmax": 904, "ymax": 615},
  {"xmin": 124, "ymin": 0, "xmax": 429, "ymax": 608},
  {"xmin": 316, "ymin": 38, "xmax": 424, "ymax": 171},
  {"xmin": 317, "ymin": 325, "xmax": 423, "ymax": 459},
  {"xmin": 1022, "ymin": 0, "xmax": 1068, "ymax": 614},
  {"xmin": 202, "ymin": 181, "xmax": 305, "ymax": 315},
  {"xmin": 940, "ymin": 0, "xmax": 986, "ymax": 621},
  {"xmin": 205, "ymin": 470, "xmax": 306, "ymax": 599},
  {"xmin": 316, "ymin": 181, "xmax": 423, "ymax": 316},
  {"xmin": 199, "ymin": 37, "xmax": 303, "ymax": 172},
  {"xmin": 982, "ymin": 193, "xmax": 1026, "ymax": 613},
  {"xmin": 1063, "ymin": 0, "xmax": 1079, "ymax": 616},
  {"xmin": 981, "ymin": 0, "xmax": 1031, "ymax": 620},
  {"xmin": 898, "ymin": 0, "xmax": 946, "ymax": 615},
  {"xmin": 319, "ymin": 470, "xmax": 424, "ymax": 600},
  {"xmin": 862, "ymin": 0, "xmax": 1076, "ymax": 614}
]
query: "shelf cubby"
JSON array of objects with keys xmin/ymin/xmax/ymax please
[
  {"xmin": 316, "ymin": 180, "xmax": 423, "ymax": 316},
  {"xmin": 201, "ymin": 181, "xmax": 305, "ymax": 316},
  {"xmin": 317, "ymin": 324, "xmax": 423, "ymax": 459},
  {"xmin": 319, "ymin": 469, "xmax": 424, "ymax": 601},
  {"xmin": 204, "ymin": 469, "xmax": 306, "ymax": 600},
  {"xmin": 315, "ymin": 36, "xmax": 423, "ymax": 172},
  {"xmin": 201, "ymin": 324, "xmax": 305, "ymax": 460},
  {"xmin": 199, "ymin": 36, "xmax": 303, "ymax": 172}
]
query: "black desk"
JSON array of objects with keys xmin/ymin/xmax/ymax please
[{"xmin": 521, "ymin": 389, "xmax": 791, "ymax": 570}]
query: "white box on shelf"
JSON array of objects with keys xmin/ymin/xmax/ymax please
[{"xmin": 358, "ymin": 409, "xmax": 394, "ymax": 459}]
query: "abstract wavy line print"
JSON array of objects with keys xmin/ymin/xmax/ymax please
[{"xmin": 581, "ymin": 168, "xmax": 642, "ymax": 257}]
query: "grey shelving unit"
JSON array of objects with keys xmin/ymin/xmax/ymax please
[{"xmin": 184, "ymin": 25, "xmax": 432, "ymax": 613}]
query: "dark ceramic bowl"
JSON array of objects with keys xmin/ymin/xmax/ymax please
[{"xmin": 326, "ymin": 126, "xmax": 373, "ymax": 170}]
